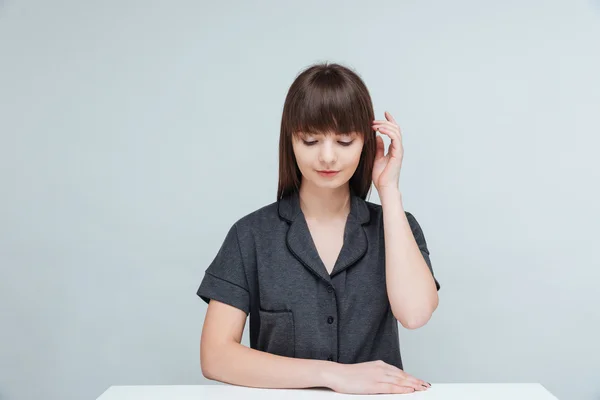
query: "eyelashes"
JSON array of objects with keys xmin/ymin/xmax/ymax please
[{"xmin": 302, "ymin": 140, "xmax": 354, "ymax": 147}]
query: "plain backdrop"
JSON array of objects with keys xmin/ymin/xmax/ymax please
[{"xmin": 1, "ymin": 1, "xmax": 599, "ymax": 399}]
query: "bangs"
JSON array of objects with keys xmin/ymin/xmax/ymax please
[{"xmin": 284, "ymin": 71, "xmax": 373, "ymax": 139}]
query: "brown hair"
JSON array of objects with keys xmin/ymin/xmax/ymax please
[{"xmin": 277, "ymin": 62, "xmax": 376, "ymax": 201}]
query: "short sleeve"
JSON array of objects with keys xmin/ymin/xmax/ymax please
[
  {"xmin": 197, "ymin": 223, "xmax": 251, "ymax": 314},
  {"xmin": 406, "ymin": 212, "xmax": 440, "ymax": 291}
]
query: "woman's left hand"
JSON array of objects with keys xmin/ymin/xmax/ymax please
[{"xmin": 372, "ymin": 111, "xmax": 404, "ymax": 193}]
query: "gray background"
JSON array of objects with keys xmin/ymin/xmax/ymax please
[{"xmin": 1, "ymin": 1, "xmax": 599, "ymax": 399}]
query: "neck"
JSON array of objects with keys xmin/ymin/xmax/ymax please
[{"xmin": 298, "ymin": 182, "xmax": 351, "ymax": 221}]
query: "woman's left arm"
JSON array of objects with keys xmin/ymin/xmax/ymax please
[
  {"xmin": 372, "ymin": 111, "xmax": 439, "ymax": 330},
  {"xmin": 380, "ymin": 189, "xmax": 439, "ymax": 330}
]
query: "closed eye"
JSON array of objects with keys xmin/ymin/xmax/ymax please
[{"xmin": 302, "ymin": 140, "xmax": 354, "ymax": 146}]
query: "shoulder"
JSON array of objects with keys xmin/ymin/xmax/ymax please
[{"xmin": 228, "ymin": 200, "xmax": 282, "ymax": 236}]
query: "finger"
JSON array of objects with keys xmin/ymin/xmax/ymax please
[
  {"xmin": 372, "ymin": 121, "xmax": 399, "ymax": 131},
  {"xmin": 372, "ymin": 118, "xmax": 398, "ymax": 126},
  {"xmin": 376, "ymin": 383, "xmax": 415, "ymax": 394},
  {"xmin": 375, "ymin": 127, "xmax": 402, "ymax": 155},
  {"xmin": 373, "ymin": 121, "xmax": 400, "ymax": 133},
  {"xmin": 406, "ymin": 377, "xmax": 430, "ymax": 389},
  {"xmin": 407, "ymin": 377, "xmax": 430, "ymax": 389},
  {"xmin": 397, "ymin": 373, "xmax": 429, "ymax": 389},
  {"xmin": 396, "ymin": 371, "xmax": 428, "ymax": 387},
  {"xmin": 385, "ymin": 367, "xmax": 429, "ymax": 388},
  {"xmin": 385, "ymin": 111, "xmax": 398, "ymax": 124},
  {"xmin": 375, "ymin": 126, "xmax": 401, "ymax": 142},
  {"xmin": 372, "ymin": 125, "xmax": 399, "ymax": 136},
  {"xmin": 379, "ymin": 374, "xmax": 427, "ymax": 392},
  {"xmin": 394, "ymin": 377, "xmax": 428, "ymax": 391},
  {"xmin": 375, "ymin": 134, "xmax": 385, "ymax": 160}
]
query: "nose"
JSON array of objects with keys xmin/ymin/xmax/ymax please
[{"xmin": 318, "ymin": 140, "xmax": 337, "ymax": 166}]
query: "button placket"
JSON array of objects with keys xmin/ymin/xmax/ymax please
[{"xmin": 326, "ymin": 281, "xmax": 338, "ymax": 362}]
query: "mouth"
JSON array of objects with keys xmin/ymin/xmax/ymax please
[{"xmin": 317, "ymin": 170, "xmax": 340, "ymax": 177}]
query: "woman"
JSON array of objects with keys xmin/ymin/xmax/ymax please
[{"xmin": 197, "ymin": 62, "xmax": 441, "ymax": 395}]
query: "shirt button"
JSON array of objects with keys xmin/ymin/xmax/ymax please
[
  {"xmin": 327, "ymin": 316, "xmax": 334, "ymax": 324},
  {"xmin": 327, "ymin": 355, "xmax": 333, "ymax": 361},
  {"xmin": 327, "ymin": 285, "xmax": 334, "ymax": 293}
]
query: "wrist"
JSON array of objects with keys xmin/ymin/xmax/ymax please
[
  {"xmin": 379, "ymin": 187, "xmax": 403, "ymax": 205},
  {"xmin": 318, "ymin": 360, "xmax": 341, "ymax": 389}
]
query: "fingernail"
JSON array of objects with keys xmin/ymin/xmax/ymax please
[{"xmin": 427, "ymin": 382, "xmax": 432, "ymax": 387}]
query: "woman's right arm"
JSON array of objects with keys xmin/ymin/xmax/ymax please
[
  {"xmin": 200, "ymin": 300, "xmax": 429, "ymax": 394},
  {"xmin": 200, "ymin": 299, "xmax": 333, "ymax": 389}
]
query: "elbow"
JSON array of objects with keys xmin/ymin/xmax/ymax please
[
  {"xmin": 200, "ymin": 353, "xmax": 215, "ymax": 380},
  {"xmin": 396, "ymin": 295, "xmax": 439, "ymax": 329},
  {"xmin": 394, "ymin": 309, "xmax": 434, "ymax": 330},
  {"xmin": 201, "ymin": 341, "xmax": 237, "ymax": 382},
  {"xmin": 200, "ymin": 343, "xmax": 221, "ymax": 381},
  {"xmin": 201, "ymin": 363, "xmax": 214, "ymax": 381},
  {"xmin": 399, "ymin": 315, "xmax": 430, "ymax": 330}
]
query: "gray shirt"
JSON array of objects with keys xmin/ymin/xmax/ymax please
[{"xmin": 197, "ymin": 190, "xmax": 440, "ymax": 369}]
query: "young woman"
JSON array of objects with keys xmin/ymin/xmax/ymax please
[{"xmin": 197, "ymin": 62, "xmax": 441, "ymax": 395}]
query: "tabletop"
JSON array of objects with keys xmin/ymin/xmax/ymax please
[{"xmin": 96, "ymin": 383, "xmax": 559, "ymax": 399}]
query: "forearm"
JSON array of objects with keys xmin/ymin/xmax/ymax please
[
  {"xmin": 380, "ymin": 189, "xmax": 438, "ymax": 329},
  {"xmin": 202, "ymin": 341, "xmax": 336, "ymax": 389}
]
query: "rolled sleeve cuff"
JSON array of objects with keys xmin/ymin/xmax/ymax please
[
  {"xmin": 197, "ymin": 271, "xmax": 250, "ymax": 315},
  {"xmin": 421, "ymin": 250, "xmax": 440, "ymax": 291}
]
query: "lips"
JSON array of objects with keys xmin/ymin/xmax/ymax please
[{"xmin": 317, "ymin": 170, "xmax": 340, "ymax": 177}]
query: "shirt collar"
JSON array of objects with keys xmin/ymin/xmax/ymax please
[{"xmin": 277, "ymin": 187, "xmax": 371, "ymax": 282}]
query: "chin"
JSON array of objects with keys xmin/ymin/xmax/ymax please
[{"xmin": 312, "ymin": 174, "xmax": 349, "ymax": 189}]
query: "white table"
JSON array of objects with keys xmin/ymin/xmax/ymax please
[{"xmin": 97, "ymin": 383, "xmax": 559, "ymax": 399}]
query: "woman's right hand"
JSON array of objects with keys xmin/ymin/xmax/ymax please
[{"xmin": 323, "ymin": 360, "xmax": 431, "ymax": 395}]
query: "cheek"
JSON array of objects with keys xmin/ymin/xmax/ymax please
[
  {"xmin": 292, "ymin": 146, "xmax": 311, "ymax": 170},
  {"xmin": 343, "ymin": 147, "xmax": 363, "ymax": 166}
]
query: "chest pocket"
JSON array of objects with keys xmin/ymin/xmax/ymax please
[{"xmin": 256, "ymin": 308, "xmax": 295, "ymax": 358}]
